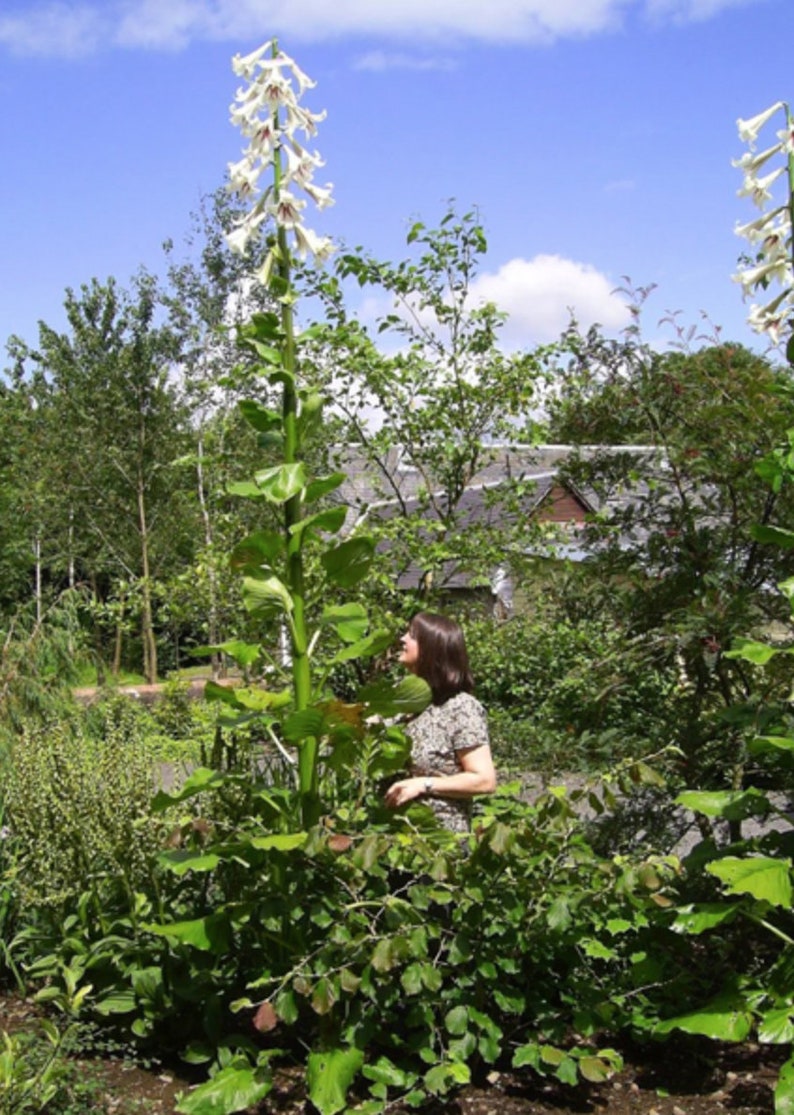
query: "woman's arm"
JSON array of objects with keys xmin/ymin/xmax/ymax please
[{"xmin": 384, "ymin": 745, "xmax": 496, "ymax": 809}]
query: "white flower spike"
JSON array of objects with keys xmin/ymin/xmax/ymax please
[{"xmin": 225, "ymin": 40, "xmax": 334, "ymax": 269}]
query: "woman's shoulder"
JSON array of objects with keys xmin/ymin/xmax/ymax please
[{"xmin": 443, "ymin": 691, "xmax": 487, "ymax": 721}]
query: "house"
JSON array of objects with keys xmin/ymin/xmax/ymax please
[{"xmin": 332, "ymin": 444, "xmax": 660, "ymax": 612}]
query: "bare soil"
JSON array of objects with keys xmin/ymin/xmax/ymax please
[{"xmin": 0, "ymin": 991, "xmax": 782, "ymax": 1114}]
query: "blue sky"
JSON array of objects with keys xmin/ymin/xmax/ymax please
[{"xmin": 0, "ymin": 0, "xmax": 791, "ymax": 363}]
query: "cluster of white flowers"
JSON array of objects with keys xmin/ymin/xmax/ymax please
[
  {"xmin": 226, "ymin": 42, "xmax": 334, "ymax": 273},
  {"xmin": 732, "ymin": 101, "xmax": 794, "ymax": 344}
]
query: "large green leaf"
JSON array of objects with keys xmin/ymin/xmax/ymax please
[
  {"xmin": 671, "ymin": 902, "xmax": 740, "ymax": 935},
  {"xmin": 143, "ymin": 913, "xmax": 231, "ymax": 953},
  {"xmin": 707, "ymin": 856, "xmax": 792, "ymax": 906},
  {"xmin": 750, "ymin": 524, "xmax": 794, "ymax": 549},
  {"xmin": 775, "ymin": 1051, "xmax": 794, "ymax": 1115},
  {"xmin": 253, "ymin": 463, "xmax": 306, "ymax": 503},
  {"xmin": 654, "ymin": 990, "xmax": 753, "ymax": 1041},
  {"xmin": 320, "ymin": 602, "xmax": 369, "ymax": 643},
  {"xmin": 758, "ymin": 1007, "xmax": 794, "ymax": 1044},
  {"xmin": 749, "ymin": 735, "xmax": 794, "ymax": 757},
  {"xmin": 190, "ymin": 640, "xmax": 261, "ymax": 669},
  {"xmin": 238, "ymin": 399, "xmax": 282, "ymax": 432},
  {"xmin": 175, "ymin": 1061, "xmax": 272, "ymax": 1115},
  {"xmin": 242, "ymin": 575, "xmax": 293, "ymax": 617},
  {"xmin": 304, "ymin": 472, "xmax": 346, "ymax": 503},
  {"xmin": 357, "ymin": 675, "xmax": 432, "ymax": 717},
  {"xmin": 675, "ymin": 788, "xmax": 770, "ymax": 821},
  {"xmin": 321, "ymin": 537, "xmax": 375, "ymax": 587},
  {"xmin": 725, "ymin": 638, "xmax": 780, "ymax": 665},
  {"xmin": 151, "ymin": 767, "xmax": 226, "ymax": 811},
  {"xmin": 229, "ymin": 530, "xmax": 284, "ymax": 572},
  {"xmin": 329, "ymin": 629, "xmax": 393, "ymax": 664},
  {"xmin": 290, "ymin": 506, "xmax": 347, "ymax": 541},
  {"xmin": 158, "ymin": 850, "xmax": 221, "ymax": 876},
  {"xmin": 307, "ymin": 1046, "xmax": 365, "ymax": 1115}
]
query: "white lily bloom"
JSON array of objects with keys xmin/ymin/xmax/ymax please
[
  {"xmin": 292, "ymin": 222, "xmax": 334, "ymax": 261},
  {"xmin": 269, "ymin": 190, "xmax": 305, "ymax": 229},
  {"xmin": 231, "ymin": 43, "xmax": 270, "ymax": 79},
  {"xmin": 734, "ymin": 256, "xmax": 792, "ymax": 296},
  {"xmin": 737, "ymin": 101, "xmax": 786, "ymax": 147},
  {"xmin": 778, "ymin": 119, "xmax": 794, "ymax": 155},
  {"xmin": 748, "ymin": 290, "xmax": 793, "ymax": 342},
  {"xmin": 735, "ymin": 206, "xmax": 788, "ymax": 242},
  {"xmin": 731, "ymin": 143, "xmax": 783, "ymax": 175},
  {"xmin": 738, "ymin": 166, "xmax": 786, "ymax": 208}
]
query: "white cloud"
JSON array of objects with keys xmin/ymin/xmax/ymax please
[
  {"xmin": 470, "ymin": 255, "xmax": 631, "ymax": 346},
  {"xmin": 0, "ymin": 0, "xmax": 761, "ymax": 57},
  {"xmin": 353, "ymin": 50, "xmax": 456, "ymax": 72},
  {"xmin": 0, "ymin": 2, "xmax": 105, "ymax": 57}
]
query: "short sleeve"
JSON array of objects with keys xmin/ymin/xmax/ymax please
[{"xmin": 450, "ymin": 694, "xmax": 489, "ymax": 753}]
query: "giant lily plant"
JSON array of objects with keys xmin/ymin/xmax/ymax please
[{"xmin": 196, "ymin": 42, "xmax": 425, "ymax": 826}]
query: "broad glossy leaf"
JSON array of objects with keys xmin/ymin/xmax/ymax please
[
  {"xmin": 676, "ymin": 788, "xmax": 770, "ymax": 821},
  {"xmin": 230, "ymin": 530, "xmax": 284, "ymax": 572},
  {"xmin": 190, "ymin": 640, "xmax": 261, "ymax": 668},
  {"xmin": 321, "ymin": 602, "xmax": 369, "ymax": 643},
  {"xmin": 750, "ymin": 524, "xmax": 794, "ymax": 549},
  {"xmin": 749, "ymin": 735, "xmax": 794, "ymax": 757},
  {"xmin": 151, "ymin": 767, "xmax": 226, "ymax": 811},
  {"xmin": 758, "ymin": 1007, "xmax": 794, "ymax": 1044},
  {"xmin": 362, "ymin": 1056, "xmax": 410, "ymax": 1088},
  {"xmin": 242, "ymin": 575, "xmax": 293, "ymax": 616},
  {"xmin": 143, "ymin": 913, "xmax": 231, "ymax": 953},
  {"xmin": 330, "ymin": 630, "xmax": 393, "ymax": 664},
  {"xmin": 283, "ymin": 707, "xmax": 326, "ymax": 743},
  {"xmin": 304, "ymin": 472, "xmax": 346, "ymax": 503},
  {"xmin": 654, "ymin": 992, "xmax": 753, "ymax": 1041},
  {"xmin": 290, "ymin": 506, "xmax": 347, "ymax": 541},
  {"xmin": 445, "ymin": 1005, "xmax": 468, "ymax": 1035},
  {"xmin": 94, "ymin": 989, "xmax": 136, "ymax": 1016},
  {"xmin": 158, "ymin": 850, "xmax": 220, "ymax": 876},
  {"xmin": 707, "ymin": 855, "xmax": 792, "ymax": 906},
  {"xmin": 175, "ymin": 1062, "xmax": 272, "ymax": 1115},
  {"xmin": 238, "ymin": 399, "xmax": 282, "ymax": 431},
  {"xmin": 253, "ymin": 463, "xmax": 306, "ymax": 503},
  {"xmin": 321, "ymin": 536, "xmax": 375, "ymax": 587},
  {"xmin": 671, "ymin": 902, "xmax": 740, "ymax": 934},
  {"xmin": 725, "ymin": 638, "xmax": 780, "ymax": 664},
  {"xmin": 775, "ymin": 1052, "xmax": 794, "ymax": 1115},
  {"xmin": 307, "ymin": 1046, "xmax": 365, "ymax": 1115},
  {"xmin": 357, "ymin": 675, "xmax": 432, "ymax": 717}
]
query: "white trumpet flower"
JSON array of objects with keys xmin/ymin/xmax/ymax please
[{"xmin": 737, "ymin": 102, "xmax": 786, "ymax": 148}]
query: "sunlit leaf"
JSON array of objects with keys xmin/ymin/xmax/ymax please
[
  {"xmin": 321, "ymin": 536, "xmax": 375, "ymax": 587},
  {"xmin": 675, "ymin": 788, "xmax": 770, "ymax": 821},
  {"xmin": 253, "ymin": 463, "xmax": 306, "ymax": 503},
  {"xmin": 707, "ymin": 855, "xmax": 792, "ymax": 906},
  {"xmin": 175, "ymin": 1061, "xmax": 272, "ymax": 1115},
  {"xmin": 307, "ymin": 1046, "xmax": 365, "ymax": 1115}
]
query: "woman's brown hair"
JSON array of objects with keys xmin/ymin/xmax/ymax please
[{"xmin": 409, "ymin": 612, "xmax": 474, "ymax": 704}]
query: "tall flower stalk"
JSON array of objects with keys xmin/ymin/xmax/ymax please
[
  {"xmin": 225, "ymin": 41, "xmax": 335, "ymax": 818},
  {"xmin": 733, "ymin": 100, "xmax": 794, "ymax": 364}
]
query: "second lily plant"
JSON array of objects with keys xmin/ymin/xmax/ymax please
[{"xmin": 734, "ymin": 99, "xmax": 794, "ymax": 366}]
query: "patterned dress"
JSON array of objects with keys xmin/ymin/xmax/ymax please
[{"xmin": 406, "ymin": 691, "xmax": 490, "ymax": 833}]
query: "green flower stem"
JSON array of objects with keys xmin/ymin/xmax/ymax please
[{"xmin": 270, "ymin": 71, "xmax": 318, "ymax": 822}]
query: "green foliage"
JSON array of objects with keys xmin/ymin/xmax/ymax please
[
  {"xmin": 3, "ymin": 718, "xmax": 166, "ymax": 910},
  {"xmin": 465, "ymin": 613, "xmax": 676, "ymax": 772}
]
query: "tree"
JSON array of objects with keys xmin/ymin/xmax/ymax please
[
  {"xmin": 302, "ymin": 208, "xmax": 555, "ymax": 613},
  {"xmin": 22, "ymin": 274, "xmax": 192, "ymax": 681},
  {"xmin": 546, "ymin": 318, "xmax": 794, "ymax": 786}
]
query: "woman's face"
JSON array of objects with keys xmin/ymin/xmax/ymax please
[{"xmin": 399, "ymin": 627, "xmax": 419, "ymax": 671}]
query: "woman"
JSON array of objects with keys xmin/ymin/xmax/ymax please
[{"xmin": 384, "ymin": 612, "xmax": 496, "ymax": 832}]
